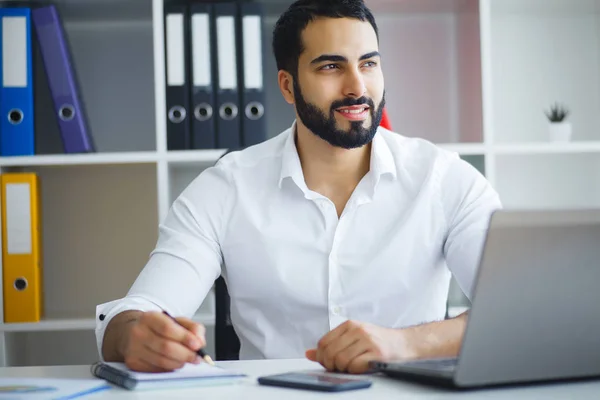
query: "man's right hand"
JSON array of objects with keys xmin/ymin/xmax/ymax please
[{"xmin": 106, "ymin": 310, "xmax": 207, "ymax": 372}]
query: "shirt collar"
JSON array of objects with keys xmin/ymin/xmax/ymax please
[
  {"xmin": 278, "ymin": 121, "xmax": 306, "ymax": 191},
  {"xmin": 369, "ymin": 127, "xmax": 397, "ymax": 182},
  {"xmin": 278, "ymin": 121, "xmax": 398, "ymax": 192}
]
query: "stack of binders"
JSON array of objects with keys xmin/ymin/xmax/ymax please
[
  {"xmin": 0, "ymin": 5, "xmax": 95, "ymax": 157},
  {"xmin": 0, "ymin": 3, "xmax": 96, "ymax": 323},
  {"xmin": 164, "ymin": 1, "xmax": 267, "ymax": 151}
]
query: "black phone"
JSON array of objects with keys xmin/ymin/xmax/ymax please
[{"xmin": 257, "ymin": 371, "xmax": 373, "ymax": 392}]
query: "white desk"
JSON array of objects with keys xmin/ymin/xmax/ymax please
[{"xmin": 1, "ymin": 359, "xmax": 599, "ymax": 399}]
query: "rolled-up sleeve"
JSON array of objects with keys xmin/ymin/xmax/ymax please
[
  {"xmin": 94, "ymin": 162, "xmax": 234, "ymax": 359},
  {"xmin": 440, "ymin": 155, "xmax": 502, "ymax": 302}
]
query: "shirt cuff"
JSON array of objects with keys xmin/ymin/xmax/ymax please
[{"xmin": 94, "ymin": 297, "xmax": 164, "ymax": 361}]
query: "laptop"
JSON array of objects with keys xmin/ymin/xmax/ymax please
[{"xmin": 370, "ymin": 209, "xmax": 600, "ymax": 389}]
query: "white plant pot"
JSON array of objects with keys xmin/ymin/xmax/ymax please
[{"xmin": 548, "ymin": 122, "xmax": 572, "ymax": 142}]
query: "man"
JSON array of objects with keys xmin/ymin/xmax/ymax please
[{"xmin": 96, "ymin": 0, "xmax": 501, "ymax": 375}]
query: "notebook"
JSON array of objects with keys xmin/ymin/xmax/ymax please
[
  {"xmin": 90, "ymin": 361, "xmax": 246, "ymax": 390},
  {"xmin": 0, "ymin": 378, "xmax": 109, "ymax": 399}
]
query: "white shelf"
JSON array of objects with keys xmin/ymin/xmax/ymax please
[
  {"xmin": 0, "ymin": 313, "xmax": 216, "ymax": 333},
  {"xmin": 437, "ymin": 143, "xmax": 486, "ymax": 155},
  {"xmin": 0, "ymin": 151, "xmax": 160, "ymax": 167},
  {"xmin": 494, "ymin": 141, "xmax": 600, "ymax": 155},
  {"xmin": 1, "ymin": 318, "xmax": 97, "ymax": 332},
  {"xmin": 0, "ymin": 149, "xmax": 231, "ymax": 168},
  {"xmin": 166, "ymin": 149, "xmax": 228, "ymax": 165},
  {"xmin": 3, "ymin": 142, "xmax": 598, "ymax": 167}
]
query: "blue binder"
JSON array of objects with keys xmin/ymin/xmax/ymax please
[
  {"xmin": 31, "ymin": 5, "xmax": 95, "ymax": 154},
  {"xmin": 0, "ymin": 8, "xmax": 34, "ymax": 156}
]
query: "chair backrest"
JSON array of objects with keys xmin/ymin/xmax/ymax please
[
  {"xmin": 214, "ymin": 276, "xmax": 240, "ymax": 360},
  {"xmin": 213, "ymin": 150, "xmax": 242, "ymax": 360}
]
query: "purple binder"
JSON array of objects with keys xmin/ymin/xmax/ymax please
[{"xmin": 31, "ymin": 5, "xmax": 95, "ymax": 153}]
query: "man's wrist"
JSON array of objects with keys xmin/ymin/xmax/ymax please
[
  {"xmin": 102, "ymin": 310, "xmax": 142, "ymax": 361},
  {"xmin": 390, "ymin": 326, "xmax": 421, "ymax": 360},
  {"xmin": 117, "ymin": 314, "xmax": 141, "ymax": 359},
  {"xmin": 393, "ymin": 314, "xmax": 468, "ymax": 360}
]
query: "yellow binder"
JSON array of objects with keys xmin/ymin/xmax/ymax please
[{"xmin": 1, "ymin": 172, "xmax": 43, "ymax": 323}]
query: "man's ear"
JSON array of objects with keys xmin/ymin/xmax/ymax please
[{"xmin": 278, "ymin": 70, "xmax": 295, "ymax": 105}]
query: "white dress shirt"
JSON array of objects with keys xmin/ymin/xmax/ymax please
[{"xmin": 95, "ymin": 123, "xmax": 502, "ymax": 360}]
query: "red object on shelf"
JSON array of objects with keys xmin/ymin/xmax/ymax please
[{"xmin": 380, "ymin": 107, "xmax": 392, "ymax": 130}]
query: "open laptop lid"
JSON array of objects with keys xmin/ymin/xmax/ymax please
[{"xmin": 454, "ymin": 209, "xmax": 600, "ymax": 387}]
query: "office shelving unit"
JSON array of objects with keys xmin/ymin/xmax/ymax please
[{"xmin": 0, "ymin": 0, "xmax": 598, "ymax": 366}]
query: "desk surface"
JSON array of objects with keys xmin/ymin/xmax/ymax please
[{"xmin": 1, "ymin": 358, "xmax": 599, "ymax": 399}]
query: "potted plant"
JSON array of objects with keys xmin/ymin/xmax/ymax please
[{"xmin": 544, "ymin": 102, "xmax": 571, "ymax": 142}]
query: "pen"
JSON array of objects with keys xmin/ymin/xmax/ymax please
[{"xmin": 162, "ymin": 310, "xmax": 215, "ymax": 365}]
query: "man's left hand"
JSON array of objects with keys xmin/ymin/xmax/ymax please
[{"xmin": 305, "ymin": 320, "xmax": 415, "ymax": 374}]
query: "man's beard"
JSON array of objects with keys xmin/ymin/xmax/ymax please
[{"xmin": 293, "ymin": 78, "xmax": 385, "ymax": 149}]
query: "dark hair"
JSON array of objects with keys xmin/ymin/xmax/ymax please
[{"xmin": 272, "ymin": 0, "xmax": 379, "ymax": 77}]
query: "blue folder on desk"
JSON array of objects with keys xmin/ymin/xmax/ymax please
[
  {"xmin": 0, "ymin": 377, "xmax": 110, "ymax": 399},
  {"xmin": 0, "ymin": 8, "xmax": 35, "ymax": 156}
]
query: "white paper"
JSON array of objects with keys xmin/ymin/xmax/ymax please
[
  {"xmin": 6, "ymin": 183, "xmax": 31, "ymax": 255},
  {"xmin": 243, "ymin": 15, "xmax": 263, "ymax": 89},
  {"xmin": 216, "ymin": 16, "xmax": 237, "ymax": 89},
  {"xmin": 192, "ymin": 13, "xmax": 211, "ymax": 87},
  {"xmin": 166, "ymin": 13, "xmax": 185, "ymax": 86},
  {"xmin": 105, "ymin": 361, "xmax": 243, "ymax": 381},
  {"xmin": 2, "ymin": 16, "xmax": 27, "ymax": 88}
]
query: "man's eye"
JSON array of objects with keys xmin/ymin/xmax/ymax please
[
  {"xmin": 320, "ymin": 64, "xmax": 338, "ymax": 70},
  {"xmin": 363, "ymin": 61, "xmax": 377, "ymax": 68}
]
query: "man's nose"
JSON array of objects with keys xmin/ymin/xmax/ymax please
[{"xmin": 342, "ymin": 68, "xmax": 366, "ymax": 98}]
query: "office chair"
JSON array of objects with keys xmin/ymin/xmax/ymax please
[
  {"xmin": 214, "ymin": 276, "xmax": 241, "ymax": 360},
  {"xmin": 212, "ymin": 150, "xmax": 243, "ymax": 361}
]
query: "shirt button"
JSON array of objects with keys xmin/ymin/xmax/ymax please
[{"xmin": 332, "ymin": 306, "xmax": 341, "ymax": 315}]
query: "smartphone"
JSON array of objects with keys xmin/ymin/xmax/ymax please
[{"xmin": 257, "ymin": 371, "xmax": 372, "ymax": 392}]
